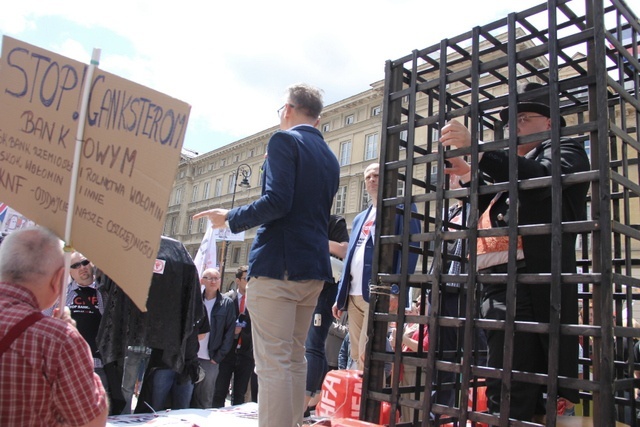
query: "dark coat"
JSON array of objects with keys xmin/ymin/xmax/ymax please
[
  {"xmin": 204, "ymin": 290, "xmax": 236, "ymax": 364},
  {"xmin": 97, "ymin": 236, "xmax": 203, "ymax": 374},
  {"xmin": 478, "ymin": 136, "xmax": 590, "ymax": 401},
  {"xmin": 224, "ymin": 289, "xmax": 253, "ymax": 356},
  {"xmin": 478, "ymin": 137, "xmax": 590, "ymax": 277},
  {"xmin": 335, "ymin": 204, "xmax": 421, "ymax": 309},
  {"xmin": 227, "ymin": 125, "xmax": 340, "ymax": 282}
]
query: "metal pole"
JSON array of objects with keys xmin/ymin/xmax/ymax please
[{"xmin": 220, "ymin": 163, "xmax": 252, "ymax": 284}]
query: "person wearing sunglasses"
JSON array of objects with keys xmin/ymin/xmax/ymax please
[{"xmin": 44, "ymin": 252, "xmax": 109, "ymax": 398}]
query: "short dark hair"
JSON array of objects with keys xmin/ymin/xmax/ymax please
[
  {"xmin": 287, "ymin": 83, "xmax": 323, "ymax": 119},
  {"xmin": 236, "ymin": 265, "xmax": 248, "ymax": 279}
]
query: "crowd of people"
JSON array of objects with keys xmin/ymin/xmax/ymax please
[{"xmin": 2, "ymin": 80, "xmax": 620, "ymax": 427}]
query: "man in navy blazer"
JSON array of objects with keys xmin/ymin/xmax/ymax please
[
  {"xmin": 332, "ymin": 163, "xmax": 420, "ymax": 369},
  {"xmin": 193, "ymin": 83, "xmax": 339, "ymax": 427}
]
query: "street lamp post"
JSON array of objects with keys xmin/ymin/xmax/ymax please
[{"xmin": 220, "ymin": 163, "xmax": 252, "ymax": 285}]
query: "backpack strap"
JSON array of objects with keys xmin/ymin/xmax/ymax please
[{"xmin": 0, "ymin": 312, "xmax": 45, "ymax": 356}]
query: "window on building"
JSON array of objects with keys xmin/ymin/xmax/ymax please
[
  {"xmin": 339, "ymin": 141, "xmax": 352, "ymax": 166},
  {"xmin": 334, "ymin": 186, "xmax": 347, "ymax": 215},
  {"xmin": 187, "ymin": 216, "xmax": 193, "ymax": 234},
  {"xmin": 431, "ymin": 128, "xmax": 440, "ymax": 142},
  {"xmin": 397, "ymin": 180, "xmax": 405, "ymax": 197},
  {"xmin": 400, "ymin": 130, "xmax": 408, "ymax": 150},
  {"xmin": 214, "ymin": 178, "xmax": 222, "ymax": 197},
  {"xmin": 361, "ymin": 181, "xmax": 372, "ymax": 211},
  {"xmin": 175, "ymin": 188, "xmax": 183, "ymax": 205},
  {"xmin": 179, "ymin": 170, "xmax": 186, "ymax": 179},
  {"xmin": 191, "ymin": 185, "xmax": 198, "ymax": 202},
  {"xmin": 228, "ymin": 174, "xmax": 236, "ymax": 193},
  {"xmin": 232, "ymin": 247, "xmax": 241, "ymax": 264},
  {"xmin": 249, "ymin": 149, "xmax": 255, "ymax": 158},
  {"xmin": 198, "ymin": 217, "xmax": 206, "ymax": 233},
  {"xmin": 322, "ymin": 123, "xmax": 330, "ymax": 132},
  {"xmin": 170, "ymin": 217, "xmax": 177, "ymax": 235},
  {"xmin": 203, "ymin": 182, "xmax": 210, "ymax": 200},
  {"xmin": 345, "ymin": 114, "xmax": 354, "ymax": 125},
  {"xmin": 234, "ymin": 154, "xmax": 240, "ymax": 163},
  {"xmin": 429, "ymin": 164, "xmax": 439, "ymax": 183},
  {"xmin": 371, "ymin": 106, "xmax": 381, "ymax": 116},
  {"xmin": 220, "ymin": 158, "xmax": 226, "ymax": 167},
  {"xmin": 364, "ymin": 133, "xmax": 378, "ymax": 161}
]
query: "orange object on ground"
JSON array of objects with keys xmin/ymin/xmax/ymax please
[
  {"xmin": 468, "ymin": 385, "xmax": 488, "ymax": 412},
  {"xmin": 316, "ymin": 369, "xmax": 397, "ymax": 425},
  {"xmin": 316, "ymin": 370, "xmax": 363, "ymax": 420}
]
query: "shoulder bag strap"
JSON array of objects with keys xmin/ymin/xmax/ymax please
[{"xmin": 0, "ymin": 312, "xmax": 45, "ymax": 356}]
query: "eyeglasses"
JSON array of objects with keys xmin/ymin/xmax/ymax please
[
  {"xmin": 70, "ymin": 259, "xmax": 91, "ymax": 269},
  {"xmin": 277, "ymin": 103, "xmax": 296, "ymax": 117},
  {"xmin": 202, "ymin": 276, "xmax": 220, "ymax": 281}
]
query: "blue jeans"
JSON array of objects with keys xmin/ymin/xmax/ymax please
[
  {"xmin": 305, "ymin": 282, "xmax": 338, "ymax": 395},
  {"xmin": 192, "ymin": 359, "xmax": 220, "ymax": 409},
  {"xmin": 121, "ymin": 346, "xmax": 151, "ymax": 414},
  {"xmin": 151, "ymin": 369, "xmax": 194, "ymax": 410}
]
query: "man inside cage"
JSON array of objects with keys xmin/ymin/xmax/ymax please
[{"xmin": 439, "ymin": 81, "xmax": 590, "ymax": 422}]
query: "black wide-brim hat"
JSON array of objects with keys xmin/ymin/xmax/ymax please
[{"xmin": 499, "ymin": 81, "xmax": 567, "ymax": 127}]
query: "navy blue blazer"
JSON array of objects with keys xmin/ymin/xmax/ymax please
[
  {"xmin": 335, "ymin": 203, "xmax": 421, "ymax": 310},
  {"xmin": 228, "ymin": 125, "xmax": 340, "ymax": 282}
]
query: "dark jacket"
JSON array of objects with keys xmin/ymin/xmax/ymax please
[
  {"xmin": 224, "ymin": 289, "xmax": 253, "ymax": 356},
  {"xmin": 97, "ymin": 236, "xmax": 203, "ymax": 374},
  {"xmin": 478, "ymin": 137, "xmax": 590, "ymax": 276},
  {"xmin": 204, "ymin": 290, "xmax": 236, "ymax": 364},
  {"xmin": 335, "ymin": 203, "xmax": 421, "ymax": 309},
  {"xmin": 478, "ymin": 136, "xmax": 590, "ymax": 402},
  {"xmin": 227, "ymin": 125, "xmax": 340, "ymax": 282}
]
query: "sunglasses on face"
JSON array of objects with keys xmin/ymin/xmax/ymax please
[{"xmin": 70, "ymin": 259, "xmax": 91, "ymax": 269}]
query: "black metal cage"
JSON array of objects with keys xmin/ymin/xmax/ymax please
[{"xmin": 362, "ymin": 0, "xmax": 640, "ymax": 426}]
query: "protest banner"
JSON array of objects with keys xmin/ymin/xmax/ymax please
[{"xmin": 0, "ymin": 36, "xmax": 191, "ymax": 310}]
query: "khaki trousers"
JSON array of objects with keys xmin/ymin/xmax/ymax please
[
  {"xmin": 347, "ymin": 295, "xmax": 369, "ymax": 370},
  {"xmin": 247, "ymin": 276, "xmax": 323, "ymax": 427}
]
